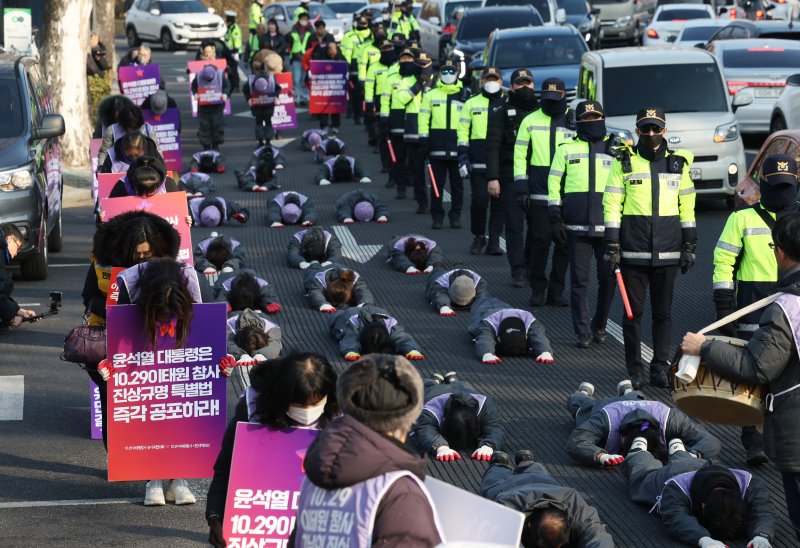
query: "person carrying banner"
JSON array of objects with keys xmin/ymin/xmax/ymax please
[
  {"xmin": 141, "ymin": 90, "xmax": 180, "ymax": 133},
  {"xmin": 242, "ymin": 59, "xmax": 281, "ymax": 146},
  {"xmin": 310, "ymin": 42, "xmax": 347, "ymax": 131},
  {"xmin": 328, "ymin": 305, "xmax": 424, "ymax": 360},
  {"xmin": 191, "ymin": 43, "xmax": 232, "ymax": 150},
  {"xmin": 97, "ymin": 103, "xmax": 161, "ymax": 169},
  {"xmin": 469, "ymin": 297, "xmax": 553, "ymax": 364},
  {"xmin": 388, "ymin": 234, "xmax": 442, "ymax": 274},
  {"xmin": 335, "ymin": 189, "xmax": 388, "ymax": 223},
  {"xmin": 426, "ymin": 267, "xmax": 488, "ymax": 315},
  {"xmin": 286, "ymin": 227, "xmax": 343, "ymax": 269}
]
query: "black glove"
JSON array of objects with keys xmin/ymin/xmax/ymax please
[
  {"xmin": 715, "ymin": 306, "xmax": 738, "ymax": 337},
  {"xmin": 713, "ymin": 288, "xmax": 737, "ymax": 337},
  {"xmin": 378, "ymin": 117, "xmax": 389, "ymax": 136},
  {"xmin": 551, "ymin": 218, "xmax": 567, "ymax": 246},
  {"xmin": 208, "ymin": 517, "xmax": 225, "ymax": 548},
  {"xmin": 604, "ymin": 242, "xmax": 621, "ymax": 274},
  {"xmin": 420, "ymin": 65, "xmax": 433, "ymax": 85},
  {"xmin": 515, "ymin": 193, "xmax": 531, "ymax": 212},
  {"xmin": 418, "ymin": 138, "xmax": 429, "ymax": 158},
  {"xmin": 680, "ymin": 242, "xmax": 696, "ymax": 274}
]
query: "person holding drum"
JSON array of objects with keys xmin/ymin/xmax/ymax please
[
  {"xmin": 565, "ymin": 382, "xmax": 720, "ymax": 468},
  {"xmin": 682, "ymin": 209, "xmax": 800, "ymax": 542},
  {"xmin": 622, "ymin": 436, "xmax": 775, "ymax": 548}
]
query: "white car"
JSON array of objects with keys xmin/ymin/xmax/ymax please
[
  {"xmin": 769, "ymin": 73, "xmax": 800, "ymax": 132},
  {"xmin": 673, "ymin": 19, "xmax": 729, "ymax": 46},
  {"xmin": 326, "ymin": 0, "xmax": 369, "ymax": 20},
  {"xmin": 707, "ymin": 38, "xmax": 800, "ymax": 133},
  {"xmin": 263, "ymin": 2, "xmax": 348, "ymax": 43},
  {"xmin": 125, "ymin": 0, "xmax": 225, "ymax": 51},
  {"xmin": 642, "ymin": 4, "xmax": 715, "ymax": 46}
]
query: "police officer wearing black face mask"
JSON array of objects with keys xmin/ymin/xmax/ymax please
[{"xmin": 486, "ymin": 69, "xmax": 539, "ymax": 286}]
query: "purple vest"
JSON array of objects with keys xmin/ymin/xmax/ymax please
[
  {"xmin": 180, "ymin": 172, "xmax": 212, "ymax": 190},
  {"xmin": 273, "ymin": 191, "xmax": 308, "ymax": 208},
  {"xmin": 252, "ymin": 145, "xmax": 281, "ymax": 160},
  {"xmin": 294, "ymin": 471, "xmax": 445, "ymax": 548},
  {"xmin": 189, "ymin": 197, "xmax": 227, "ymax": 224},
  {"xmin": 197, "ymin": 68, "xmax": 224, "ymax": 105},
  {"xmin": 106, "ymin": 148, "xmax": 130, "ymax": 174},
  {"xmin": 121, "ymin": 176, "xmax": 167, "ymax": 197},
  {"xmin": 435, "ymin": 269, "xmax": 480, "ymax": 291},
  {"xmin": 324, "ymin": 156, "xmax": 356, "ymax": 180},
  {"xmin": 348, "ymin": 314, "xmax": 398, "ymax": 333},
  {"xmin": 483, "ymin": 309, "xmax": 535, "ymax": 336},
  {"xmin": 294, "ymin": 229, "xmax": 333, "ymax": 251},
  {"xmin": 110, "ymin": 122, "xmax": 155, "ymax": 143},
  {"xmin": 601, "ymin": 400, "xmax": 670, "ymax": 454},
  {"xmin": 222, "ymin": 273, "xmax": 269, "ymax": 292},
  {"xmin": 247, "ymin": 74, "xmax": 277, "ymax": 106},
  {"xmin": 315, "ymin": 268, "xmax": 359, "ymax": 289},
  {"xmin": 226, "ymin": 313, "xmax": 278, "ymax": 335},
  {"xmin": 197, "ymin": 237, "xmax": 240, "ymax": 255},
  {"xmin": 118, "ymin": 262, "xmax": 202, "ymax": 304},
  {"xmin": 423, "ymin": 392, "xmax": 487, "ymax": 427},
  {"xmin": 663, "ymin": 469, "xmax": 752, "ymax": 508},
  {"xmin": 394, "ymin": 235, "xmax": 436, "ymax": 252}
]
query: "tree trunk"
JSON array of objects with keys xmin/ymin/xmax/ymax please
[
  {"xmin": 41, "ymin": 0, "xmax": 93, "ymax": 169},
  {"xmin": 93, "ymin": 0, "xmax": 116, "ymax": 71}
]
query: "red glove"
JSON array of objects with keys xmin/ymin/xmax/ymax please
[
  {"xmin": 301, "ymin": 220, "xmax": 314, "ymax": 227},
  {"xmin": 218, "ymin": 354, "xmax": 236, "ymax": 377},
  {"xmin": 97, "ymin": 359, "xmax": 115, "ymax": 381},
  {"xmin": 232, "ymin": 213, "xmax": 247, "ymax": 223},
  {"xmin": 265, "ymin": 303, "xmax": 282, "ymax": 314},
  {"xmin": 319, "ymin": 304, "xmax": 336, "ymax": 313},
  {"xmin": 535, "ymin": 352, "xmax": 555, "ymax": 364},
  {"xmin": 216, "ymin": 165, "xmax": 225, "ymax": 173},
  {"xmin": 344, "ymin": 352, "xmax": 361, "ymax": 361},
  {"xmin": 435, "ymin": 446, "xmax": 461, "ymax": 462},
  {"xmin": 405, "ymin": 350, "xmax": 424, "ymax": 360},
  {"xmin": 598, "ymin": 453, "xmax": 625, "ymax": 466}
]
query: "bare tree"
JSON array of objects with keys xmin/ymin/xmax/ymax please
[
  {"xmin": 94, "ymin": 0, "xmax": 116, "ymax": 70},
  {"xmin": 41, "ymin": 0, "xmax": 93, "ymax": 169}
]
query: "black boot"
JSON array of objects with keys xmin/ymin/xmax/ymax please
[
  {"xmin": 470, "ymin": 236, "xmax": 487, "ymax": 255},
  {"xmin": 742, "ymin": 426, "xmax": 769, "ymax": 467},
  {"xmin": 486, "ymin": 236, "xmax": 503, "ymax": 255},
  {"xmin": 649, "ymin": 363, "xmax": 670, "ymax": 388},
  {"xmin": 630, "ymin": 366, "xmax": 646, "ymax": 390}
]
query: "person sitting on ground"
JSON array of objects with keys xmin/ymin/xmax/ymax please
[
  {"xmin": 98, "ymin": 132, "xmax": 160, "ymax": 174},
  {"xmin": 388, "ymin": 235, "xmax": 442, "ymax": 275},
  {"xmin": 1, "ymin": 224, "xmax": 38, "ymax": 329},
  {"xmin": 287, "ymin": 226, "xmax": 342, "ymax": 269},
  {"xmin": 215, "ymin": 269, "xmax": 282, "ymax": 314},
  {"xmin": 623, "ymin": 436, "xmax": 775, "ymax": 548},
  {"xmin": 236, "ymin": 143, "xmax": 286, "ymax": 192},
  {"xmin": 426, "ymin": 267, "xmax": 488, "ymax": 316},
  {"xmin": 335, "ymin": 189, "xmax": 388, "ymax": 224},
  {"xmin": 409, "ymin": 372, "xmax": 504, "ymax": 463},
  {"xmin": 328, "ymin": 304, "xmax": 424, "ymax": 361},
  {"xmin": 188, "ymin": 195, "xmax": 249, "ymax": 227},
  {"xmin": 315, "ymin": 140, "xmax": 371, "ymax": 185},
  {"xmin": 480, "ymin": 450, "xmax": 614, "ymax": 548},
  {"xmin": 225, "ymin": 308, "xmax": 282, "ymax": 365},
  {"xmin": 469, "ymin": 297, "xmax": 553, "ymax": 364},
  {"xmin": 303, "ymin": 263, "xmax": 374, "ymax": 313},
  {"xmin": 267, "ymin": 191, "xmax": 318, "ymax": 228},
  {"xmin": 289, "ymin": 354, "xmax": 444, "ymax": 547},
  {"xmin": 565, "ymin": 381, "xmax": 721, "ymax": 468},
  {"xmin": 194, "ymin": 233, "xmax": 246, "ymax": 283},
  {"xmin": 179, "ymin": 172, "xmax": 215, "ymax": 198}
]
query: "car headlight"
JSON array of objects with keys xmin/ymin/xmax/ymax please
[
  {"xmin": 608, "ymin": 127, "xmax": 635, "ymax": 147},
  {"xmin": 615, "ymin": 16, "xmax": 631, "ymax": 27},
  {"xmin": 0, "ymin": 168, "xmax": 32, "ymax": 191},
  {"xmin": 172, "ymin": 21, "xmax": 185, "ymax": 28},
  {"xmin": 579, "ymin": 23, "xmax": 591, "ymax": 33},
  {"xmin": 714, "ymin": 121, "xmax": 739, "ymax": 143}
]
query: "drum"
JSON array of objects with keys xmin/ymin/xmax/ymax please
[{"xmin": 670, "ymin": 335, "xmax": 765, "ymax": 426}]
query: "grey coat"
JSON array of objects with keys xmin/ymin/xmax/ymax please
[
  {"xmin": 468, "ymin": 297, "xmax": 551, "ymax": 358},
  {"xmin": 213, "ymin": 269, "xmax": 279, "ymax": 308},
  {"xmin": 425, "ymin": 267, "xmax": 488, "ymax": 310},
  {"xmin": 335, "ymin": 189, "xmax": 389, "ymax": 222},
  {"xmin": 225, "ymin": 309, "xmax": 282, "ymax": 360},
  {"xmin": 194, "ymin": 235, "xmax": 246, "ymax": 272},
  {"xmin": 286, "ymin": 229, "xmax": 343, "ymax": 268},
  {"xmin": 388, "ymin": 235, "xmax": 443, "ymax": 272},
  {"xmin": 700, "ymin": 266, "xmax": 800, "ymax": 473},
  {"xmin": 302, "ymin": 263, "xmax": 374, "ymax": 310},
  {"xmin": 266, "ymin": 192, "xmax": 319, "ymax": 225},
  {"xmin": 327, "ymin": 305, "xmax": 419, "ymax": 356}
]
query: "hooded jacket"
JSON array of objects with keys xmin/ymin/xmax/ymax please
[
  {"xmin": 335, "ymin": 189, "xmax": 388, "ymax": 222},
  {"xmin": 213, "ymin": 269, "xmax": 279, "ymax": 309},
  {"xmin": 468, "ymin": 297, "xmax": 551, "ymax": 358},
  {"xmin": 286, "ymin": 228, "xmax": 342, "ymax": 268},
  {"xmin": 266, "ymin": 191, "xmax": 319, "ymax": 225},
  {"xmin": 303, "ymin": 263, "xmax": 374, "ymax": 309},
  {"xmin": 194, "ymin": 235, "xmax": 246, "ymax": 273},
  {"xmin": 425, "ymin": 267, "xmax": 488, "ymax": 311},
  {"xmin": 388, "ymin": 234, "xmax": 443, "ymax": 272},
  {"xmin": 225, "ymin": 308, "xmax": 281, "ymax": 360},
  {"xmin": 328, "ymin": 305, "xmax": 419, "ymax": 357},
  {"xmin": 289, "ymin": 414, "xmax": 443, "ymax": 547}
]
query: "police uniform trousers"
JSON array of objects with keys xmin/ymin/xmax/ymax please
[
  {"xmin": 569, "ymin": 234, "xmax": 616, "ymax": 340},
  {"xmin": 430, "ymin": 159, "xmax": 462, "ymax": 223},
  {"xmin": 348, "ymin": 76, "xmax": 363, "ymax": 124},
  {"xmin": 469, "ymin": 172, "xmax": 504, "ymax": 240},
  {"xmin": 528, "ymin": 204, "xmax": 569, "ymax": 299},
  {"xmin": 500, "ymin": 181, "xmax": 527, "ymax": 280},
  {"xmin": 404, "ymin": 143, "xmax": 427, "ymax": 206}
]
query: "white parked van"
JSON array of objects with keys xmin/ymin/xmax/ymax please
[{"xmin": 576, "ymin": 46, "xmax": 752, "ymax": 201}]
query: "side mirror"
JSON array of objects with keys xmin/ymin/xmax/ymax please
[
  {"xmin": 694, "ymin": 42, "xmax": 706, "ymax": 48},
  {"xmin": 429, "ymin": 16, "xmax": 440, "ymax": 26},
  {"xmin": 590, "ymin": 7, "xmax": 601, "ymax": 15},
  {"xmin": 208, "ymin": 7, "xmax": 215, "ymax": 14},
  {"xmin": 732, "ymin": 91, "xmax": 753, "ymax": 112},
  {"xmin": 666, "ymin": 35, "xmax": 677, "ymax": 43},
  {"xmin": 787, "ymin": 73, "xmax": 800, "ymax": 86},
  {"xmin": 149, "ymin": 8, "xmax": 160, "ymax": 16},
  {"xmin": 718, "ymin": 7, "xmax": 728, "ymax": 14},
  {"xmin": 33, "ymin": 113, "xmax": 65, "ymax": 140},
  {"xmin": 556, "ymin": 8, "xmax": 567, "ymax": 24}
]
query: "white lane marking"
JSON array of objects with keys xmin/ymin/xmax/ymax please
[
  {"xmin": 607, "ymin": 319, "xmax": 654, "ymax": 363},
  {"xmin": 0, "ymin": 498, "xmax": 141, "ymax": 509},
  {"xmin": 176, "ymin": 76, "xmax": 187, "ymax": 83},
  {"xmin": 16, "ymin": 303, "xmax": 40, "ymax": 307},
  {"xmin": 0, "ymin": 376, "xmax": 24, "ymax": 421},
  {"xmin": 331, "ymin": 226, "xmax": 382, "ymax": 263},
  {"xmin": 173, "ymin": 50, "xmax": 187, "ymax": 56},
  {"xmin": 49, "ymin": 263, "xmax": 90, "ymax": 268}
]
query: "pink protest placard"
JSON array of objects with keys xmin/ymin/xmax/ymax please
[
  {"xmin": 106, "ymin": 266, "xmax": 125, "ymax": 307},
  {"xmin": 143, "ymin": 107, "xmax": 183, "ymax": 173},
  {"xmin": 106, "ymin": 303, "xmax": 227, "ymax": 482},
  {"xmin": 272, "ymin": 72, "xmax": 297, "ymax": 130},
  {"xmin": 90, "ymin": 380, "xmax": 103, "ymax": 440},
  {"xmin": 223, "ymin": 424, "xmax": 319, "ymax": 546},
  {"xmin": 188, "ymin": 59, "xmax": 231, "ymax": 117},
  {"xmin": 119, "ymin": 64, "xmax": 161, "ymax": 106},
  {"xmin": 101, "ymin": 192, "xmax": 193, "ymax": 264},
  {"xmin": 97, "ymin": 173, "xmax": 125, "ymax": 204},
  {"xmin": 309, "ymin": 60, "xmax": 348, "ymax": 115},
  {"xmin": 90, "ymin": 138, "xmax": 102, "ymax": 201}
]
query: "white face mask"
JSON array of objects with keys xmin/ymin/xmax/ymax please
[
  {"xmin": 287, "ymin": 396, "xmax": 327, "ymax": 426},
  {"xmin": 440, "ymin": 73, "xmax": 457, "ymax": 85},
  {"xmin": 483, "ymin": 81, "xmax": 501, "ymax": 94}
]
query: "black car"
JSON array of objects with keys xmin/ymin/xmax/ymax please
[
  {"xmin": 444, "ymin": 6, "xmax": 544, "ymax": 74},
  {"xmin": 706, "ymin": 20, "xmax": 800, "ymax": 44},
  {"xmin": 0, "ymin": 55, "xmax": 65, "ymax": 280},
  {"xmin": 557, "ymin": 0, "xmax": 601, "ymax": 49}
]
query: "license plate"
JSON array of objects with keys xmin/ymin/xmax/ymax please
[
  {"xmin": 690, "ymin": 168, "xmax": 702, "ymax": 181},
  {"xmin": 754, "ymin": 88, "xmax": 782, "ymax": 98}
]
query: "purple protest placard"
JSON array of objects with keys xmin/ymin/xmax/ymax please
[
  {"xmin": 90, "ymin": 138, "xmax": 102, "ymax": 201},
  {"xmin": 143, "ymin": 107, "xmax": 183, "ymax": 173},
  {"xmin": 188, "ymin": 60, "xmax": 231, "ymax": 117},
  {"xmin": 119, "ymin": 64, "xmax": 161, "ymax": 106},
  {"xmin": 106, "ymin": 303, "xmax": 227, "ymax": 482},
  {"xmin": 223, "ymin": 424, "xmax": 319, "ymax": 546},
  {"xmin": 272, "ymin": 72, "xmax": 297, "ymax": 130},
  {"xmin": 309, "ymin": 60, "xmax": 347, "ymax": 115},
  {"xmin": 90, "ymin": 379, "xmax": 103, "ymax": 440}
]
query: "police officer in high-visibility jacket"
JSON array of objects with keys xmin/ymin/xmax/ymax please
[
  {"xmin": 342, "ymin": 16, "xmax": 373, "ymax": 126},
  {"xmin": 400, "ymin": 52, "xmax": 433, "ymax": 213},
  {"xmin": 387, "ymin": 49, "xmax": 416, "ymax": 196},
  {"xmin": 225, "ymin": 11, "xmax": 242, "ymax": 60},
  {"xmin": 359, "ymin": 24, "xmax": 386, "ymax": 147},
  {"xmin": 419, "ymin": 60, "xmax": 467, "ymax": 229},
  {"xmin": 603, "ymin": 107, "xmax": 697, "ymax": 389},
  {"xmin": 249, "ymin": 0, "xmax": 265, "ymax": 34},
  {"xmin": 548, "ymin": 100, "xmax": 617, "ymax": 349},
  {"xmin": 367, "ymin": 40, "xmax": 396, "ymax": 173},
  {"xmin": 390, "ymin": 0, "xmax": 420, "ymax": 41},
  {"xmin": 459, "ymin": 67, "xmax": 505, "ymax": 254},
  {"xmin": 712, "ymin": 153, "xmax": 800, "ymax": 467},
  {"xmin": 513, "ymin": 78, "xmax": 575, "ymax": 307}
]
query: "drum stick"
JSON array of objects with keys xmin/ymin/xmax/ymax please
[
  {"xmin": 615, "ymin": 269, "xmax": 633, "ymax": 320},
  {"xmin": 427, "ymin": 161, "xmax": 440, "ymax": 199},
  {"xmin": 387, "ymin": 138, "xmax": 396, "ymax": 164},
  {"xmin": 697, "ymin": 292, "xmax": 783, "ymax": 335}
]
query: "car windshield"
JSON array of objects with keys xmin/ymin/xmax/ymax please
[
  {"xmin": 493, "ymin": 34, "xmax": 585, "ymax": 68},
  {"xmin": 658, "ymin": 0, "xmax": 712, "ymax": 4},
  {"xmin": 722, "ymin": 47, "xmax": 800, "ymax": 68},
  {"xmin": 483, "ymin": 0, "xmax": 552, "ymax": 21},
  {"xmin": 593, "ymin": 0, "xmax": 629, "ymax": 4},
  {"xmin": 603, "ymin": 63, "xmax": 727, "ymax": 116},
  {"xmin": 327, "ymin": 2, "xmax": 365, "ymax": 14},
  {"xmin": 307, "ymin": 4, "xmax": 338, "ymax": 18},
  {"xmin": 445, "ymin": 1, "xmax": 482, "ymax": 21},
  {"xmin": 159, "ymin": 0, "xmax": 208, "ymax": 14},
  {"xmin": 458, "ymin": 11, "xmax": 542, "ymax": 40},
  {"xmin": 656, "ymin": 8, "xmax": 710, "ymax": 20},
  {"xmin": 679, "ymin": 26, "xmax": 720, "ymax": 41},
  {"xmin": 0, "ymin": 77, "xmax": 23, "ymax": 138},
  {"xmin": 559, "ymin": 0, "xmax": 588, "ymax": 15}
]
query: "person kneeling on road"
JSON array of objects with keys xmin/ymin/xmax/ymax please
[
  {"xmin": 328, "ymin": 304, "xmax": 424, "ymax": 361},
  {"xmin": 194, "ymin": 233, "xmax": 247, "ymax": 285},
  {"xmin": 266, "ymin": 191, "xmax": 318, "ymax": 228},
  {"xmin": 179, "ymin": 172, "xmax": 215, "ymax": 198},
  {"xmin": 0, "ymin": 224, "xmax": 38, "ymax": 329},
  {"xmin": 235, "ymin": 143, "xmax": 285, "ymax": 192},
  {"xmin": 189, "ymin": 195, "xmax": 249, "ymax": 227},
  {"xmin": 336, "ymin": 189, "xmax": 388, "ymax": 224},
  {"xmin": 387, "ymin": 234, "xmax": 442, "ymax": 274},
  {"xmin": 214, "ymin": 269, "xmax": 282, "ymax": 315},
  {"xmin": 303, "ymin": 263, "xmax": 375, "ymax": 313},
  {"xmin": 409, "ymin": 372, "xmax": 503, "ymax": 463},
  {"xmin": 315, "ymin": 140, "xmax": 371, "ymax": 185},
  {"xmin": 225, "ymin": 308, "xmax": 282, "ymax": 367},
  {"xmin": 480, "ymin": 450, "xmax": 614, "ymax": 548},
  {"xmin": 286, "ymin": 226, "xmax": 342, "ymax": 269},
  {"xmin": 426, "ymin": 266, "xmax": 488, "ymax": 316},
  {"xmin": 469, "ymin": 297, "xmax": 553, "ymax": 364}
]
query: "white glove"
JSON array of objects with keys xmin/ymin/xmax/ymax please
[
  {"xmin": 439, "ymin": 305, "xmax": 455, "ymax": 316},
  {"xmin": 376, "ymin": 215, "xmax": 388, "ymax": 223},
  {"xmin": 275, "ymin": 164, "xmax": 285, "ymax": 170},
  {"xmin": 299, "ymin": 261, "xmax": 311, "ymax": 270},
  {"xmin": 598, "ymin": 453, "xmax": 625, "ymax": 466},
  {"xmin": 233, "ymin": 53, "xmax": 240, "ymax": 62},
  {"xmin": 319, "ymin": 304, "xmax": 336, "ymax": 313},
  {"xmin": 320, "ymin": 261, "xmax": 332, "ymax": 266},
  {"xmin": 252, "ymin": 354, "xmax": 267, "ymax": 363},
  {"xmin": 698, "ymin": 537, "xmax": 728, "ymax": 548},
  {"xmin": 270, "ymin": 221, "xmax": 284, "ymax": 228},
  {"xmin": 319, "ymin": 178, "xmax": 332, "ymax": 186},
  {"xmin": 423, "ymin": 265, "xmax": 433, "ymax": 273},
  {"xmin": 748, "ymin": 536, "xmax": 772, "ymax": 548},
  {"xmin": 536, "ymin": 351, "xmax": 555, "ymax": 364},
  {"xmin": 471, "ymin": 445, "xmax": 493, "ymax": 461},
  {"xmin": 221, "ymin": 266, "xmax": 233, "ymax": 273},
  {"xmin": 221, "ymin": 94, "xmax": 228, "ymax": 102},
  {"xmin": 343, "ymin": 217, "xmax": 354, "ymax": 224},
  {"xmin": 482, "ymin": 353, "xmax": 501, "ymax": 364},
  {"xmin": 435, "ymin": 446, "xmax": 461, "ymax": 462},
  {"xmin": 210, "ymin": 231, "xmax": 219, "ymax": 238},
  {"xmin": 359, "ymin": 176, "xmax": 372, "ymax": 184},
  {"xmin": 202, "ymin": 267, "xmax": 217, "ymax": 275},
  {"xmin": 237, "ymin": 354, "xmax": 254, "ymax": 366},
  {"xmin": 405, "ymin": 266, "xmax": 420, "ymax": 274}
]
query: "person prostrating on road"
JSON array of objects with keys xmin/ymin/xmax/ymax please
[{"xmin": 469, "ymin": 297, "xmax": 553, "ymax": 364}]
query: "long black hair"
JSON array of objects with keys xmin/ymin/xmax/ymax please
[
  {"xmin": 227, "ymin": 272, "xmax": 264, "ymax": 311},
  {"xmin": 135, "ymin": 258, "xmax": 195, "ymax": 349},
  {"xmin": 92, "ymin": 210, "xmax": 180, "ymax": 267}
]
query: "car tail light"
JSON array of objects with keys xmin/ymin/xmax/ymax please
[
  {"xmin": 756, "ymin": 9, "xmax": 764, "ymax": 19},
  {"xmin": 646, "ymin": 28, "xmax": 658, "ymax": 38},
  {"xmin": 729, "ymin": 7, "xmax": 737, "ymax": 18},
  {"xmin": 727, "ymin": 80, "xmax": 786, "ymax": 95},
  {"xmin": 775, "ymin": 0, "xmax": 786, "ymax": 3}
]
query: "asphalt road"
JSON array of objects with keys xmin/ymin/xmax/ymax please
[{"xmin": 0, "ymin": 41, "xmax": 793, "ymax": 547}]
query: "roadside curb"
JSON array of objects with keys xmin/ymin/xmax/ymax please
[{"xmin": 63, "ymin": 169, "xmax": 94, "ymax": 209}]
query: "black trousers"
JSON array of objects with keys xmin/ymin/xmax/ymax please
[
  {"xmin": 469, "ymin": 172, "xmax": 504, "ymax": 239},
  {"xmin": 404, "ymin": 142, "xmax": 427, "ymax": 205},
  {"xmin": 378, "ymin": 126, "xmax": 392, "ymax": 171},
  {"xmin": 365, "ymin": 105, "xmax": 378, "ymax": 145},
  {"xmin": 318, "ymin": 113, "xmax": 341, "ymax": 129},
  {"xmin": 389, "ymin": 134, "xmax": 406, "ymax": 188},
  {"xmin": 568, "ymin": 234, "xmax": 616, "ymax": 339},
  {"xmin": 86, "ymin": 368, "xmax": 108, "ymax": 451},
  {"xmin": 430, "ymin": 159, "xmax": 462, "ymax": 222},
  {"xmin": 252, "ymin": 105, "xmax": 275, "ymax": 142},
  {"xmin": 783, "ymin": 472, "xmax": 800, "ymax": 542},
  {"xmin": 198, "ymin": 104, "xmax": 225, "ymax": 149},
  {"xmin": 348, "ymin": 77, "xmax": 363, "ymax": 122},
  {"xmin": 528, "ymin": 204, "xmax": 569, "ymax": 298},
  {"xmin": 502, "ymin": 183, "xmax": 527, "ymax": 279},
  {"xmin": 620, "ymin": 263, "xmax": 678, "ymax": 375}
]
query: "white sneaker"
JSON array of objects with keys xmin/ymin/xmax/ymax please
[
  {"xmin": 166, "ymin": 479, "xmax": 196, "ymax": 505},
  {"xmin": 144, "ymin": 480, "xmax": 165, "ymax": 506},
  {"xmin": 628, "ymin": 436, "xmax": 648, "ymax": 455},
  {"xmin": 617, "ymin": 380, "xmax": 634, "ymax": 396},
  {"xmin": 578, "ymin": 382, "xmax": 595, "ymax": 397},
  {"xmin": 668, "ymin": 438, "xmax": 686, "ymax": 455}
]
